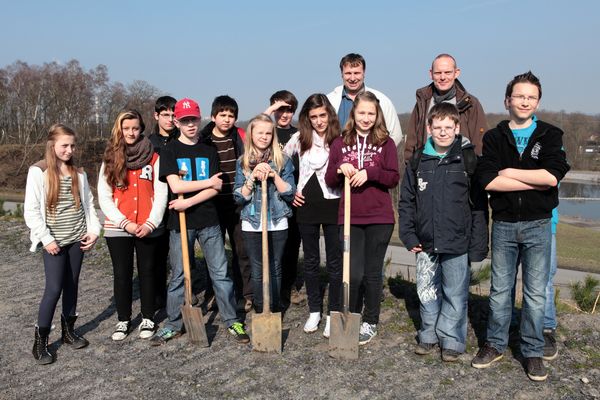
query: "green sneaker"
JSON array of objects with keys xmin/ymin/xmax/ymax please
[
  {"xmin": 228, "ymin": 322, "xmax": 250, "ymax": 344},
  {"xmin": 149, "ymin": 328, "xmax": 181, "ymax": 346}
]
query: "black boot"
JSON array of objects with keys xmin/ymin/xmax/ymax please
[
  {"xmin": 61, "ymin": 314, "xmax": 89, "ymax": 349},
  {"xmin": 32, "ymin": 326, "xmax": 54, "ymax": 365}
]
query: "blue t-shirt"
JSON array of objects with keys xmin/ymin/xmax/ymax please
[
  {"xmin": 338, "ymin": 88, "xmax": 354, "ymax": 129},
  {"xmin": 511, "ymin": 115, "xmax": 537, "ymax": 154}
]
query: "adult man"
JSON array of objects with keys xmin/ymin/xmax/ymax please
[
  {"xmin": 327, "ymin": 53, "xmax": 402, "ymax": 146},
  {"xmin": 404, "ymin": 54, "xmax": 487, "ymax": 161},
  {"xmin": 471, "ymin": 72, "xmax": 569, "ymax": 381}
]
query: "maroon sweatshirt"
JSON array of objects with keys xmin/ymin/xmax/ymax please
[{"xmin": 325, "ymin": 135, "xmax": 399, "ymax": 225}]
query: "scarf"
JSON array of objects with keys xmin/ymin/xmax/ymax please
[
  {"xmin": 432, "ymin": 84, "xmax": 457, "ymax": 104},
  {"xmin": 248, "ymin": 148, "xmax": 272, "ymax": 171},
  {"xmin": 125, "ymin": 136, "xmax": 154, "ymax": 170}
]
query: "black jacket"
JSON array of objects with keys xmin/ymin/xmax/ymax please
[
  {"xmin": 398, "ymin": 136, "xmax": 489, "ymax": 261},
  {"xmin": 476, "ymin": 120, "xmax": 570, "ymax": 222}
]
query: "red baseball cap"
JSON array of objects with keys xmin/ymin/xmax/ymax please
[{"xmin": 174, "ymin": 98, "xmax": 201, "ymax": 119}]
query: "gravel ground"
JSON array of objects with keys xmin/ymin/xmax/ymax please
[{"xmin": 0, "ymin": 217, "xmax": 598, "ymax": 400}]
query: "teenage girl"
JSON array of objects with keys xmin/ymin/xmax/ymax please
[
  {"xmin": 233, "ymin": 113, "xmax": 296, "ymax": 313},
  {"xmin": 325, "ymin": 91, "xmax": 400, "ymax": 345},
  {"xmin": 98, "ymin": 109, "xmax": 167, "ymax": 341},
  {"xmin": 24, "ymin": 124, "xmax": 101, "ymax": 364},
  {"xmin": 283, "ymin": 94, "xmax": 342, "ymax": 337}
]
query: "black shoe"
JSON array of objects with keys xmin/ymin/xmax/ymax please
[
  {"xmin": 61, "ymin": 314, "xmax": 89, "ymax": 349},
  {"xmin": 471, "ymin": 343, "xmax": 503, "ymax": 368},
  {"xmin": 414, "ymin": 342, "xmax": 437, "ymax": 355},
  {"xmin": 525, "ymin": 357, "xmax": 548, "ymax": 382},
  {"xmin": 441, "ymin": 349, "xmax": 461, "ymax": 362},
  {"xmin": 32, "ymin": 326, "xmax": 54, "ymax": 365},
  {"xmin": 543, "ymin": 328, "xmax": 558, "ymax": 361}
]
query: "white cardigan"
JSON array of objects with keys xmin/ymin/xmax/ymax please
[
  {"xmin": 24, "ymin": 165, "xmax": 101, "ymax": 252},
  {"xmin": 326, "ymin": 84, "xmax": 403, "ymax": 146}
]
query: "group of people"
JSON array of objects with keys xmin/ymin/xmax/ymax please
[{"xmin": 23, "ymin": 52, "xmax": 569, "ymax": 382}]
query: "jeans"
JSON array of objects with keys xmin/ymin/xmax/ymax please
[
  {"xmin": 416, "ymin": 252, "xmax": 470, "ymax": 353},
  {"xmin": 243, "ymin": 230, "xmax": 287, "ymax": 313},
  {"xmin": 348, "ymin": 224, "xmax": 393, "ymax": 325},
  {"xmin": 487, "ymin": 219, "xmax": 551, "ymax": 358},
  {"xmin": 38, "ymin": 242, "xmax": 84, "ymax": 328},
  {"xmin": 165, "ymin": 225, "xmax": 238, "ymax": 331},
  {"xmin": 298, "ymin": 223, "xmax": 342, "ymax": 314},
  {"xmin": 106, "ymin": 236, "xmax": 157, "ymax": 321}
]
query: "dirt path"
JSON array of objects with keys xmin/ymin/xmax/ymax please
[{"xmin": 0, "ymin": 217, "xmax": 598, "ymax": 399}]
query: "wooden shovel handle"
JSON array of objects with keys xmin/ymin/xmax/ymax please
[
  {"xmin": 261, "ymin": 179, "xmax": 270, "ymax": 313},
  {"xmin": 178, "ymin": 192, "xmax": 193, "ymax": 306}
]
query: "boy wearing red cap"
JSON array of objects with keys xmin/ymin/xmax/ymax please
[{"xmin": 151, "ymin": 98, "xmax": 249, "ymax": 345}]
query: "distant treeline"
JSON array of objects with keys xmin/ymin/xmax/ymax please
[{"xmin": 1, "ymin": 59, "xmax": 598, "ymax": 191}]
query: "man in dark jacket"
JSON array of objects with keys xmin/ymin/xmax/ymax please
[
  {"xmin": 399, "ymin": 103, "xmax": 488, "ymax": 363},
  {"xmin": 471, "ymin": 72, "xmax": 570, "ymax": 382},
  {"xmin": 404, "ymin": 54, "xmax": 487, "ymax": 161}
]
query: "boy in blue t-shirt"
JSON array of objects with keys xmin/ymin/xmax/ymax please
[
  {"xmin": 151, "ymin": 98, "xmax": 249, "ymax": 345},
  {"xmin": 472, "ymin": 72, "xmax": 569, "ymax": 382}
]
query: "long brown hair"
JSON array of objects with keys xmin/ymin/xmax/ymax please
[
  {"xmin": 102, "ymin": 109, "xmax": 145, "ymax": 188},
  {"xmin": 341, "ymin": 91, "xmax": 389, "ymax": 146},
  {"xmin": 297, "ymin": 93, "xmax": 340, "ymax": 155},
  {"xmin": 241, "ymin": 114, "xmax": 284, "ymax": 174},
  {"xmin": 45, "ymin": 124, "xmax": 80, "ymax": 214}
]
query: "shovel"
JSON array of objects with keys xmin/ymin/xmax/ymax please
[
  {"xmin": 251, "ymin": 178, "xmax": 282, "ymax": 353},
  {"xmin": 329, "ymin": 172, "xmax": 360, "ymax": 359},
  {"xmin": 178, "ymin": 166, "xmax": 209, "ymax": 347}
]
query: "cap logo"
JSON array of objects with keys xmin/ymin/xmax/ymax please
[{"xmin": 183, "ymin": 101, "xmax": 191, "ymax": 109}]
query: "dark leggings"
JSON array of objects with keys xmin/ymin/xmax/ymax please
[
  {"xmin": 298, "ymin": 223, "xmax": 342, "ymax": 314},
  {"xmin": 106, "ymin": 236, "xmax": 157, "ymax": 321},
  {"xmin": 348, "ymin": 224, "xmax": 393, "ymax": 325},
  {"xmin": 38, "ymin": 242, "xmax": 84, "ymax": 328}
]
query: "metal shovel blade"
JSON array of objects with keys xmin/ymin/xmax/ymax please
[
  {"xmin": 181, "ymin": 304, "xmax": 209, "ymax": 347},
  {"xmin": 329, "ymin": 310, "xmax": 360, "ymax": 359},
  {"xmin": 251, "ymin": 311, "xmax": 282, "ymax": 353}
]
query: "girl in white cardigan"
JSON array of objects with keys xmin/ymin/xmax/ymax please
[{"xmin": 24, "ymin": 124, "xmax": 101, "ymax": 365}]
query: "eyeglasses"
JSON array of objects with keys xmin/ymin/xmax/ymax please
[
  {"xmin": 178, "ymin": 117, "xmax": 200, "ymax": 125},
  {"xmin": 159, "ymin": 113, "xmax": 175, "ymax": 119},
  {"xmin": 431, "ymin": 126, "xmax": 456, "ymax": 134},
  {"xmin": 511, "ymin": 95, "xmax": 539, "ymax": 103}
]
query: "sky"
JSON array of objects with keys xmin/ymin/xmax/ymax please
[{"xmin": 1, "ymin": 0, "xmax": 598, "ymax": 120}]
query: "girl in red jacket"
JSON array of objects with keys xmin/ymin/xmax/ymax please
[
  {"xmin": 98, "ymin": 109, "xmax": 168, "ymax": 341},
  {"xmin": 325, "ymin": 91, "xmax": 400, "ymax": 345}
]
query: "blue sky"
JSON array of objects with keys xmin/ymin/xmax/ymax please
[{"xmin": 2, "ymin": 0, "xmax": 598, "ymax": 120}]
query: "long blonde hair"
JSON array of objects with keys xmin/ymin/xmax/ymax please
[
  {"xmin": 45, "ymin": 124, "xmax": 81, "ymax": 214},
  {"xmin": 241, "ymin": 114, "xmax": 285, "ymax": 173},
  {"xmin": 102, "ymin": 109, "xmax": 145, "ymax": 188}
]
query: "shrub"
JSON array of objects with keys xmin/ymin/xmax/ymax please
[{"xmin": 570, "ymin": 275, "xmax": 600, "ymax": 312}]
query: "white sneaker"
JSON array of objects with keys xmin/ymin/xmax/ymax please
[
  {"xmin": 303, "ymin": 312, "xmax": 321, "ymax": 333},
  {"xmin": 111, "ymin": 320, "xmax": 130, "ymax": 341},
  {"xmin": 359, "ymin": 322, "xmax": 377, "ymax": 345},
  {"xmin": 138, "ymin": 318, "xmax": 155, "ymax": 339},
  {"xmin": 323, "ymin": 315, "xmax": 331, "ymax": 338}
]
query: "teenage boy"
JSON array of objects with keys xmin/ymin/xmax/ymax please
[
  {"xmin": 399, "ymin": 103, "xmax": 488, "ymax": 362},
  {"xmin": 471, "ymin": 72, "xmax": 569, "ymax": 381},
  {"xmin": 147, "ymin": 96, "xmax": 178, "ymax": 310},
  {"xmin": 199, "ymin": 95, "xmax": 252, "ymax": 312},
  {"xmin": 151, "ymin": 98, "xmax": 249, "ymax": 345},
  {"xmin": 264, "ymin": 90, "xmax": 305, "ymax": 309}
]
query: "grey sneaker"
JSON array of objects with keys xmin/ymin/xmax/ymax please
[
  {"xmin": 358, "ymin": 323, "xmax": 377, "ymax": 345},
  {"xmin": 471, "ymin": 343, "xmax": 503, "ymax": 368},
  {"xmin": 525, "ymin": 357, "xmax": 548, "ymax": 382},
  {"xmin": 415, "ymin": 342, "xmax": 437, "ymax": 355},
  {"xmin": 542, "ymin": 328, "xmax": 558, "ymax": 361},
  {"xmin": 441, "ymin": 349, "xmax": 461, "ymax": 362},
  {"xmin": 149, "ymin": 327, "xmax": 181, "ymax": 346}
]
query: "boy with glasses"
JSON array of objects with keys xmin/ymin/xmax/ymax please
[
  {"xmin": 471, "ymin": 72, "xmax": 569, "ymax": 381},
  {"xmin": 151, "ymin": 98, "xmax": 249, "ymax": 345}
]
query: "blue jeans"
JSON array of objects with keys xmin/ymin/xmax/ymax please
[
  {"xmin": 243, "ymin": 230, "xmax": 287, "ymax": 313},
  {"xmin": 165, "ymin": 225, "xmax": 238, "ymax": 331},
  {"xmin": 487, "ymin": 219, "xmax": 551, "ymax": 358},
  {"xmin": 416, "ymin": 252, "xmax": 470, "ymax": 353}
]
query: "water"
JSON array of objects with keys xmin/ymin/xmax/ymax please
[{"xmin": 559, "ymin": 182, "xmax": 600, "ymax": 220}]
